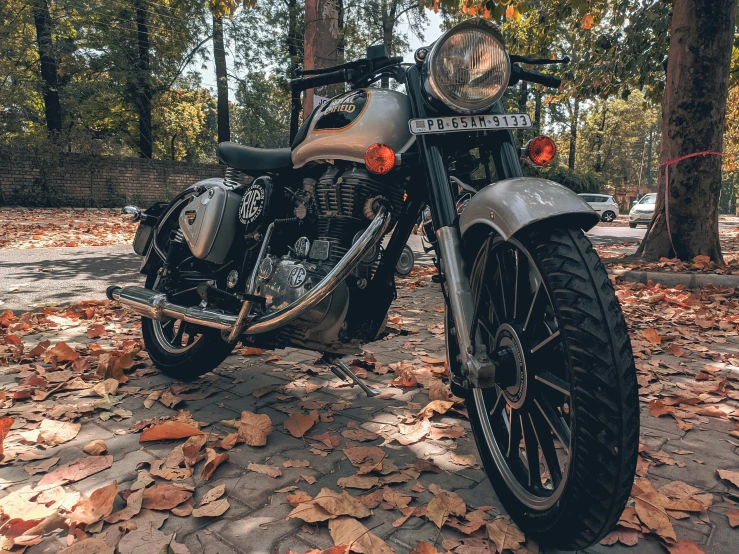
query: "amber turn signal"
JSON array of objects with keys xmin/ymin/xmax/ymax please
[
  {"xmin": 526, "ymin": 136, "xmax": 557, "ymax": 166},
  {"xmin": 365, "ymin": 143, "xmax": 396, "ymax": 174}
]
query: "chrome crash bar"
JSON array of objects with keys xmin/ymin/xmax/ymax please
[{"xmin": 107, "ymin": 206, "xmax": 392, "ymax": 337}]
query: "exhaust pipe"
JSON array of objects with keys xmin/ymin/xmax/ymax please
[{"xmin": 107, "ymin": 206, "xmax": 391, "ymax": 336}]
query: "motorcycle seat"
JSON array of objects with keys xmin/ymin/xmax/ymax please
[{"xmin": 216, "ymin": 142, "xmax": 293, "ymax": 172}]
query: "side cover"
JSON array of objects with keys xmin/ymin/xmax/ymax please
[
  {"xmin": 178, "ymin": 182, "xmax": 241, "ymax": 264},
  {"xmin": 458, "ymin": 177, "xmax": 600, "ymax": 240}
]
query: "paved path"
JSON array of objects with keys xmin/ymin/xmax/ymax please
[{"xmin": 0, "ymin": 226, "xmax": 638, "ymax": 314}]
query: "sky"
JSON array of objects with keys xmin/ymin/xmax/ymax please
[{"xmin": 196, "ymin": 10, "xmax": 445, "ymax": 100}]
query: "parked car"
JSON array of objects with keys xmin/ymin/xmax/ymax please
[
  {"xmin": 628, "ymin": 193, "xmax": 656, "ymax": 228},
  {"xmin": 578, "ymin": 193, "xmax": 620, "ymax": 222}
]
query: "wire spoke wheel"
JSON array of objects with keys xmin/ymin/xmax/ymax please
[
  {"xmin": 470, "ymin": 237, "xmax": 571, "ymax": 509},
  {"xmin": 153, "ymin": 317, "xmax": 202, "ymax": 354}
]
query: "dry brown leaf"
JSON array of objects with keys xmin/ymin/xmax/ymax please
[
  {"xmin": 69, "ymin": 482, "xmax": 118, "ymax": 525},
  {"xmin": 343, "ymin": 446, "xmax": 386, "ymax": 467},
  {"xmin": 144, "ymin": 391, "xmax": 161, "ymax": 409},
  {"xmin": 417, "ymin": 400, "xmax": 455, "ymax": 420},
  {"xmin": 284, "ymin": 459, "xmax": 311, "ymax": 468},
  {"xmin": 237, "ymin": 410, "xmax": 273, "ymax": 446},
  {"xmin": 105, "ymin": 487, "xmax": 144, "ymax": 523},
  {"xmin": 649, "ymin": 399, "xmax": 676, "ymax": 418},
  {"xmin": 642, "ymin": 327, "xmax": 662, "ymax": 344},
  {"xmin": 37, "ymin": 455, "xmax": 114, "ymax": 488},
  {"xmin": 58, "ymin": 538, "xmax": 114, "ymax": 554},
  {"xmin": 717, "ymin": 469, "xmax": 739, "ymax": 488},
  {"xmin": 634, "ymin": 494, "xmax": 676, "ymax": 542},
  {"xmin": 139, "ymin": 421, "xmax": 203, "ymax": 442},
  {"xmin": 192, "ymin": 498, "xmax": 230, "ymax": 517},
  {"xmin": 727, "ymin": 508, "xmax": 739, "ymax": 528},
  {"xmin": 486, "ymin": 517, "xmax": 525, "ymax": 553},
  {"xmin": 202, "ymin": 448, "xmax": 229, "ymax": 481},
  {"xmin": 24, "ymin": 457, "xmax": 59, "ymax": 476},
  {"xmin": 217, "ymin": 432, "xmax": 241, "ymax": 450},
  {"xmin": 44, "ymin": 342, "xmax": 79, "ymax": 363},
  {"xmin": 450, "ymin": 452, "xmax": 479, "ymax": 468},
  {"xmin": 429, "ymin": 425, "xmax": 465, "ymax": 440},
  {"xmin": 287, "ymin": 492, "xmax": 312, "ymax": 507},
  {"xmin": 667, "ymin": 343, "xmax": 686, "ymax": 357},
  {"xmin": 171, "ymin": 500, "xmax": 194, "ymax": 517},
  {"xmin": 0, "ymin": 416, "xmax": 13, "ymax": 458},
  {"xmin": 395, "ymin": 420, "xmax": 431, "ymax": 445},
  {"xmin": 117, "ymin": 526, "xmax": 189, "ymax": 554},
  {"xmin": 328, "ymin": 516, "xmax": 395, "ymax": 554},
  {"xmin": 92, "ymin": 378, "xmax": 119, "ymax": 397},
  {"xmin": 82, "ymin": 440, "xmax": 108, "ymax": 456},
  {"xmin": 341, "ymin": 429, "xmax": 380, "ymax": 442},
  {"xmin": 429, "ymin": 380, "xmax": 454, "ymax": 402},
  {"xmin": 314, "ymin": 489, "xmax": 372, "ymax": 519},
  {"xmin": 285, "ymin": 411, "xmax": 319, "ymax": 438},
  {"xmin": 38, "ymin": 419, "xmax": 80, "ymax": 445},
  {"xmin": 337, "ymin": 475, "xmax": 380, "ymax": 490},
  {"xmin": 159, "ymin": 391, "xmax": 183, "ymax": 409},
  {"xmin": 181, "ymin": 434, "xmax": 207, "ymax": 467},
  {"xmin": 248, "ymin": 463, "xmax": 282, "ymax": 478},
  {"xmin": 427, "ymin": 490, "xmax": 466, "ymax": 528},
  {"xmin": 600, "ymin": 527, "xmax": 641, "ymax": 547},
  {"xmin": 199, "ymin": 484, "xmax": 226, "ymax": 506},
  {"xmin": 141, "ymin": 483, "xmax": 192, "ymax": 510},
  {"xmin": 410, "ymin": 542, "xmax": 441, "ymax": 554}
]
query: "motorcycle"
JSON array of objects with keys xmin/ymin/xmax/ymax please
[{"xmin": 110, "ymin": 18, "xmax": 638, "ymax": 550}]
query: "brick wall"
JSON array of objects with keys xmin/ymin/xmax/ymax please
[{"xmin": 0, "ymin": 148, "xmax": 224, "ymax": 207}]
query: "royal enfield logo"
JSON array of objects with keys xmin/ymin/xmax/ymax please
[
  {"xmin": 239, "ymin": 182, "xmax": 265, "ymax": 224},
  {"xmin": 287, "ymin": 265, "xmax": 307, "ymax": 287}
]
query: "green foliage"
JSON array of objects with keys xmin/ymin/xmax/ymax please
[
  {"xmin": 231, "ymin": 71, "xmax": 291, "ymax": 148},
  {"xmin": 523, "ymin": 164, "xmax": 604, "ymax": 194}
]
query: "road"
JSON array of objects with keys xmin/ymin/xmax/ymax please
[{"xmin": 0, "ymin": 224, "xmax": 647, "ymax": 313}]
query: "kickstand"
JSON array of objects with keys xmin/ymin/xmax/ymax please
[{"xmin": 322, "ymin": 355, "xmax": 380, "ymax": 397}]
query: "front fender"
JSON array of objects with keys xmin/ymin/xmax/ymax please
[{"xmin": 458, "ymin": 177, "xmax": 600, "ymax": 241}]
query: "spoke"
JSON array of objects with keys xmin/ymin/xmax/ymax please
[
  {"xmin": 530, "ymin": 329, "xmax": 561, "ymax": 354},
  {"xmin": 506, "ymin": 409, "xmax": 523, "ymax": 459},
  {"xmin": 469, "ymin": 237, "xmax": 493, "ymax": 347},
  {"xmin": 513, "ymin": 250, "xmax": 519, "ymax": 321},
  {"xmin": 161, "ymin": 319, "xmax": 175, "ymax": 332},
  {"xmin": 534, "ymin": 398, "xmax": 571, "ymax": 455},
  {"xmin": 488, "ymin": 387, "xmax": 504, "ymax": 417},
  {"xmin": 530, "ymin": 409, "xmax": 563, "ymax": 489},
  {"xmin": 478, "ymin": 315, "xmax": 497, "ymax": 339},
  {"xmin": 521, "ymin": 411, "xmax": 542, "ymax": 488},
  {"xmin": 172, "ymin": 322, "xmax": 187, "ymax": 346},
  {"xmin": 492, "ymin": 263, "xmax": 508, "ymax": 322},
  {"xmin": 522, "ymin": 282, "xmax": 543, "ymax": 334},
  {"xmin": 535, "ymin": 371, "xmax": 571, "ymax": 396}
]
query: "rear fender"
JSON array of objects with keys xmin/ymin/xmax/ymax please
[{"xmin": 458, "ymin": 177, "xmax": 599, "ymax": 243}]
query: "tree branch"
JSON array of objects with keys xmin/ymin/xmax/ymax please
[{"xmin": 165, "ymin": 34, "xmax": 211, "ymax": 90}]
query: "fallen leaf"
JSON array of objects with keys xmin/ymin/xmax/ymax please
[
  {"xmin": 192, "ymin": 498, "xmax": 230, "ymax": 517},
  {"xmin": 70, "ymin": 482, "xmax": 118, "ymax": 525},
  {"xmin": 92, "ymin": 378, "xmax": 119, "ymax": 397},
  {"xmin": 600, "ymin": 527, "xmax": 641, "ymax": 547},
  {"xmin": 727, "ymin": 508, "xmax": 739, "ymax": 528},
  {"xmin": 181, "ymin": 434, "xmax": 207, "ymax": 468},
  {"xmin": 58, "ymin": 538, "xmax": 114, "ymax": 554},
  {"xmin": 717, "ymin": 469, "xmax": 739, "ymax": 488},
  {"xmin": 199, "ymin": 484, "xmax": 226, "ymax": 506},
  {"xmin": 634, "ymin": 494, "xmax": 676, "ymax": 542},
  {"xmin": 24, "ymin": 457, "xmax": 59, "ymax": 475},
  {"xmin": 139, "ymin": 421, "xmax": 203, "ymax": 442},
  {"xmin": 44, "ymin": 341, "xmax": 79, "ymax": 363},
  {"xmin": 427, "ymin": 489, "xmax": 466, "ymax": 528},
  {"xmin": 486, "ymin": 517, "xmax": 525, "ymax": 553},
  {"xmin": 38, "ymin": 419, "xmax": 80, "ymax": 445},
  {"xmin": 144, "ymin": 391, "xmax": 161, "ymax": 409},
  {"xmin": 117, "ymin": 526, "xmax": 190, "ymax": 554},
  {"xmin": 337, "ymin": 475, "xmax": 380, "ymax": 490},
  {"xmin": 38, "ymin": 455, "xmax": 114, "ymax": 487},
  {"xmin": 0, "ymin": 417, "xmax": 13, "ymax": 458},
  {"xmin": 417, "ymin": 400, "xmax": 455, "ymax": 419},
  {"xmin": 142, "ymin": 483, "xmax": 192, "ymax": 510},
  {"xmin": 343, "ymin": 446, "xmax": 386, "ymax": 467},
  {"xmin": 341, "ymin": 429, "xmax": 380, "ymax": 442},
  {"xmin": 410, "ymin": 543, "xmax": 441, "ymax": 554},
  {"xmin": 285, "ymin": 411, "xmax": 318, "ymax": 438},
  {"xmin": 248, "ymin": 463, "xmax": 282, "ymax": 478},
  {"xmin": 105, "ymin": 487, "xmax": 144, "ymax": 523},
  {"xmin": 201, "ymin": 448, "xmax": 228, "ymax": 481},
  {"xmin": 82, "ymin": 440, "xmax": 108, "ymax": 456},
  {"xmin": 450, "ymin": 452, "xmax": 479, "ymax": 468},
  {"xmin": 328, "ymin": 516, "xmax": 395, "ymax": 554},
  {"xmin": 642, "ymin": 328, "xmax": 662, "ymax": 344}
]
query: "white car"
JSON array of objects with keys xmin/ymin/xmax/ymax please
[
  {"xmin": 578, "ymin": 193, "xmax": 620, "ymax": 222},
  {"xmin": 629, "ymin": 193, "xmax": 656, "ymax": 228}
]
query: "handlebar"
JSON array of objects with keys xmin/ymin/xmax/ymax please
[
  {"xmin": 290, "ymin": 56, "xmax": 404, "ymax": 91},
  {"xmin": 509, "ymin": 64, "xmax": 561, "ymax": 89}
]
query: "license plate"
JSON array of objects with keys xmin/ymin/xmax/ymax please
[{"xmin": 408, "ymin": 113, "xmax": 532, "ymax": 135}]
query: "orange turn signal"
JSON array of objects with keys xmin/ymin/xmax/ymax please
[
  {"xmin": 365, "ymin": 143, "xmax": 396, "ymax": 174},
  {"xmin": 527, "ymin": 136, "xmax": 557, "ymax": 166}
]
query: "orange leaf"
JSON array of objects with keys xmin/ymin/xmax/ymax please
[
  {"xmin": 139, "ymin": 421, "xmax": 203, "ymax": 442},
  {"xmin": 581, "ymin": 14, "xmax": 595, "ymax": 30},
  {"xmin": 642, "ymin": 328, "xmax": 661, "ymax": 344},
  {"xmin": 284, "ymin": 411, "xmax": 318, "ymax": 438},
  {"xmin": 0, "ymin": 417, "xmax": 13, "ymax": 458}
]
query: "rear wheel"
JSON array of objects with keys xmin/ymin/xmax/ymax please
[
  {"xmin": 628, "ymin": 222, "xmax": 637, "ymax": 228},
  {"xmin": 601, "ymin": 210, "xmax": 616, "ymax": 222},
  {"xmin": 454, "ymin": 226, "xmax": 638, "ymax": 550},
  {"xmin": 141, "ymin": 269, "xmax": 234, "ymax": 381}
]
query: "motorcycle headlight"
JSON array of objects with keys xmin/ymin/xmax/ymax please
[{"xmin": 424, "ymin": 19, "xmax": 510, "ymax": 114}]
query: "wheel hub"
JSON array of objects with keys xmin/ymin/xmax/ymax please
[{"xmin": 494, "ymin": 324, "xmax": 528, "ymax": 409}]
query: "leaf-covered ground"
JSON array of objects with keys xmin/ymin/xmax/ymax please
[
  {"xmin": 2, "ymin": 267, "xmax": 739, "ymax": 553},
  {"xmin": 0, "ymin": 209, "xmax": 136, "ymax": 249}
]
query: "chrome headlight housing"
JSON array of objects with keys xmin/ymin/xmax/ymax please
[{"xmin": 424, "ymin": 19, "xmax": 510, "ymax": 114}]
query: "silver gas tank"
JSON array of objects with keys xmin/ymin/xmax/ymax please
[{"xmin": 292, "ymin": 88, "xmax": 415, "ymax": 169}]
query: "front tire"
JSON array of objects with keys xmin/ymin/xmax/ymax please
[
  {"xmin": 629, "ymin": 222, "xmax": 637, "ymax": 228},
  {"xmin": 141, "ymin": 270, "xmax": 234, "ymax": 381},
  {"xmin": 601, "ymin": 210, "xmax": 616, "ymax": 222},
  {"xmin": 456, "ymin": 226, "xmax": 638, "ymax": 550}
]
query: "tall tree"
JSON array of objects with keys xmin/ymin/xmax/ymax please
[
  {"xmin": 133, "ymin": 0, "xmax": 153, "ymax": 158},
  {"xmin": 303, "ymin": 0, "xmax": 339, "ymax": 117},
  {"xmin": 212, "ymin": 14, "xmax": 230, "ymax": 143},
  {"xmin": 31, "ymin": 0, "xmax": 62, "ymax": 137},
  {"xmin": 638, "ymin": 0, "xmax": 737, "ymax": 262}
]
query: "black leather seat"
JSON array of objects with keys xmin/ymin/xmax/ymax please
[{"xmin": 216, "ymin": 142, "xmax": 292, "ymax": 172}]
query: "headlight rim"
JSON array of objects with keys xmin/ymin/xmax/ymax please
[{"xmin": 424, "ymin": 18, "xmax": 511, "ymax": 115}]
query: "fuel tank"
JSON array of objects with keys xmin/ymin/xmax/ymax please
[{"xmin": 291, "ymin": 88, "xmax": 415, "ymax": 169}]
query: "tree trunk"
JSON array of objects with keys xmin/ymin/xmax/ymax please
[
  {"xmin": 288, "ymin": 0, "xmax": 301, "ymax": 142},
  {"xmin": 568, "ymin": 97, "xmax": 579, "ymax": 171},
  {"xmin": 381, "ymin": 23, "xmax": 393, "ymax": 88},
  {"xmin": 134, "ymin": 0, "xmax": 152, "ymax": 159},
  {"xmin": 638, "ymin": 0, "xmax": 736, "ymax": 262},
  {"xmin": 517, "ymin": 81, "xmax": 528, "ymax": 144},
  {"xmin": 594, "ymin": 102, "xmax": 607, "ymax": 172},
  {"xmin": 303, "ymin": 0, "xmax": 339, "ymax": 119},
  {"xmin": 645, "ymin": 125, "xmax": 654, "ymax": 189},
  {"xmin": 31, "ymin": 0, "xmax": 62, "ymax": 138},
  {"xmin": 533, "ymin": 89, "xmax": 541, "ymax": 137},
  {"xmin": 213, "ymin": 15, "xmax": 230, "ymax": 144}
]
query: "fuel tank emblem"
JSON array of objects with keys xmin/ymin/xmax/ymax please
[
  {"xmin": 288, "ymin": 265, "xmax": 308, "ymax": 287},
  {"xmin": 313, "ymin": 90, "xmax": 369, "ymax": 132},
  {"xmin": 239, "ymin": 182, "xmax": 265, "ymax": 224}
]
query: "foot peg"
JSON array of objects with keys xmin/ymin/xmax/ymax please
[{"xmin": 326, "ymin": 358, "xmax": 380, "ymax": 397}]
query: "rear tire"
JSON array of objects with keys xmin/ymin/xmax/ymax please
[
  {"xmin": 141, "ymin": 269, "xmax": 234, "ymax": 381},
  {"xmin": 458, "ymin": 226, "xmax": 638, "ymax": 550},
  {"xmin": 601, "ymin": 211, "xmax": 616, "ymax": 222},
  {"xmin": 628, "ymin": 222, "xmax": 637, "ymax": 228}
]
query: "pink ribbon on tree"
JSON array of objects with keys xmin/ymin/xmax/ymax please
[{"xmin": 658, "ymin": 150, "xmax": 724, "ymax": 257}]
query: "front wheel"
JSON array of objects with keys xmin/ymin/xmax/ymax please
[
  {"xmin": 601, "ymin": 210, "xmax": 617, "ymax": 222},
  {"xmin": 454, "ymin": 226, "xmax": 638, "ymax": 550},
  {"xmin": 141, "ymin": 269, "xmax": 234, "ymax": 381},
  {"xmin": 629, "ymin": 222, "xmax": 637, "ymax": 228}
]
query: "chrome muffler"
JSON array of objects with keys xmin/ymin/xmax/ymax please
[{"xmin": 107, "ymin": 206, "xmax": 391, "ymax": 336}]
